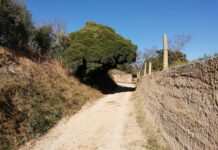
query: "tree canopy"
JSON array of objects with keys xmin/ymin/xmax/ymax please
[{"xmin": 62, "ymin": 22, "xmax": 137, "ymax": 81}]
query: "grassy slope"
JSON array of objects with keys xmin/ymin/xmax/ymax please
[{"xmin": 0, "ymin": 47, "xmax": 102, "ymax": 149}]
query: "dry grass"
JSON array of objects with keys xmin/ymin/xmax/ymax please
[
  {"xmin": 0, "ymin": 48, "xmax": 102, "ymax": 150},
  {"xmin": 132, "ymin": 92, "xmax": 171, "ymax": 150}
]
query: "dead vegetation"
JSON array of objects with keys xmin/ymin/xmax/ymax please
[{"xmin": 0, "ymin": 47, "xmax": 102, "ymax": 150}]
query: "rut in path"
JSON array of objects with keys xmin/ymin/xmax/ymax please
[{"xmin": 20, "ymin": 83, "xmax": 146, "ymax": 150}]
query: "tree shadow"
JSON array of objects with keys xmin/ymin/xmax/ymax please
[
  {"xmin": 106, "ymin": 84, "xmax": 136, "ymax": 94},
  {"xmin": 74, "ymin": 69, "xmax": 136, "ymax": 94}
]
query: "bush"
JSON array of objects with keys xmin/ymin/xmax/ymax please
[
  {"xmin": 0, "ymin": 0, "xmax": 33, "ymax": 50},
  {"xmin": 31, "ymin": 24, "xmax": 55, "ymax": 56},
  {"xmin": 0, "ymin": 0, "xmax": 69, "ymax": 59}
]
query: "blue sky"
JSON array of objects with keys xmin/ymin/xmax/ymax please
[{"xmin": 26, "ymin": 0, "xmax": 218, "ymax": 60}]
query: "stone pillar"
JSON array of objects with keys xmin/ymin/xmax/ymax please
[
  {"xmin": 149, "ymin": 62, "xmax": 152, "ymax": 74},
  {"xmin": 163, "ymin": 34, "xmax": 168, "ymax": 70},
  {"xmin": 144, "ymin": 62, "xmax": 147, "ymax": 76},
  {"xmin": 137, "ymin": 71, "xmax": 140, "ymax": 79}
]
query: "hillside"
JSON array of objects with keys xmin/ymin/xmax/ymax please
[
  {"xmin": 0, "ymin": 47, "xmax": 102, "ymax": 149},
  {"xmin": 136, "ymin": 56, "xmax": 218, "ymax": 149}
]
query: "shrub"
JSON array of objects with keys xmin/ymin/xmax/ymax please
[
  {"xmin": 0, "ymin": 0, "xmax": 33, "ymax": 50},
  {"xmin": 31, "ymin": 24, "xmax": 55, "ymax": 56},
  {"xmin": 0, "ymin": 0, "xmax": 69, "ymax": 59}
]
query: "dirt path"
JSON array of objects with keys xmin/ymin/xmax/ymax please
[{"xmin": 20, "ymin": 83, "xmax": 146, "ymax": 150}]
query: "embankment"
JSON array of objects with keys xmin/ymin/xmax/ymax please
[
  {"xmin": 137, "ymin": 57, "xmax": 218, "ymax": 149},
  {"xmin": 0, "ymin": 47, "xmax": 101, "ymax": 149}
]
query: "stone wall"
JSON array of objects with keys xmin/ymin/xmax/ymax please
[
  {"xmin": 137, "ymin": 57, "xmax": 218, "ymax": 150},
  {"xmin": 112, "ymin": 74, "xmax": 132, "ymax": 84}
]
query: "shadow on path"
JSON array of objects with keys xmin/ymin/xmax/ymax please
[{"xmin": 105, "ymin": 84, "xmax": 136, "ymax": 94}]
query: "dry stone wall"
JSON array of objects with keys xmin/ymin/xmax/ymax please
[{"xmin": 137, "ymin": 57, "xmax": 218, "ymax": 150}]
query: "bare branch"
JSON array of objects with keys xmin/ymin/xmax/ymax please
[
  {"xmin": 52, "ymin": 18, "xmax": 67, "ymax": 34},
  {"xmin": 168, "ymin": 34, "xmax": 192, "ymax": 51},
  {"xmin": 133, "ymin": 50, "xmax": 144, "ymax": 70},
  {"xmin": 144, "ymin": 46, "xmax": 158, "ymax": 61}
]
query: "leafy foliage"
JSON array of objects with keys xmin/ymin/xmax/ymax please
[
  {"xmin": 31, "ymin": 24, "xmax": 55, "ymax": 55},
  {"xmin": 62, "ymin": 22, "xmax": 137, "ymax": 81},
  {"xmin": 0, "ymin": 0, "xmax": 33, "ymax": 50},
  {"xmin": 0, "ymin": 0, "xmax": 69, "ymax": 59}
]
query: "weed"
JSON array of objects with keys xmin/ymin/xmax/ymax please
[{"xmin": 73, "ymin": 93, "xmax": 89, "ymax": 106}]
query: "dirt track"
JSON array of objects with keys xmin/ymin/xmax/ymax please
[{"xmin": 20, "ymin": 83, "xmax": 146, "ymax": 150}]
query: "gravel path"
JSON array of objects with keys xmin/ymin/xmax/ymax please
[{"xmin": 20, "ymin": 83, "xmax": 146, "ymax": 150}]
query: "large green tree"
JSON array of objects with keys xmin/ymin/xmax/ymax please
[{"xmin": 62, "ymin": 22, "xmax": 137, "ymax": 83}]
